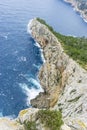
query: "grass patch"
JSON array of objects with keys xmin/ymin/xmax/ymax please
[
  {"xmin": 37, "ymin": 109, "xmax": 63, "ymax": 130},
  {"xmin": 37, "ymin": 18, "xmax": 87, "ymax": 70}
]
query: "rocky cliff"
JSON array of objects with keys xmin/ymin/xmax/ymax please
[
  {"xmin": 0, "ymin": 18, "xmax": 87, "ymax": 130},
  {"xmin": 29, "ymin": 18, "xmax": 87, "ymax": 130}
]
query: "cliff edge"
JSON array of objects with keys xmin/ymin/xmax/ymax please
[{"xmin": 29, "ymin": 18, "xmax": 87, "ymax": 130}]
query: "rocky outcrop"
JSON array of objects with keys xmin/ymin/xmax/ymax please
[
  {"xmin": 64, "ymin": 0, "xmax": 87, "ymax": 22},
  {"xmin": 0, "ymin": 108, "xmax": 70, "ymax": 130},
  {"xmin": 29, "ymin": 19, "xmax": 70, "ymax": 108},
  {"xmin": 29, "ymin": 18, "xmax": 87, "ymax": 130}
]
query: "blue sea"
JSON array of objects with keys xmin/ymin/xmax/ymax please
[{"xmin": 0, "ymin": 0, "xmax": 87, "ymax": 118}]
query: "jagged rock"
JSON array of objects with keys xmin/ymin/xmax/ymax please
[{"xmin": 29, "ymin": 19, "xmax": 70, "ymax": 109}]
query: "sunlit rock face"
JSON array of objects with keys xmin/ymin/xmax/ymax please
[{"xmin": 29, "ymin": 19, "xmax": 87, "ymax": 130}]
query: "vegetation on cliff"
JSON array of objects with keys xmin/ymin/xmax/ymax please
[
  {"xmin": 37, "ymin": 110, "xmax": 63, "ymax": 130},
  {"xmin": 21, "ymin": 109, "xmax": 63, "ymax": 130},
  {"xmin": 37, "ymin": 18, "xmax": 87, "ymax": 70},
  {"xmin": 24, "ymin": 120, "xmax": 37, "ymax": 130}
]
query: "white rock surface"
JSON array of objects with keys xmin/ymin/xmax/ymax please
[
  {"xmin": 61, "ymin": 123, "xmax": 71, "ymax": 130},
  {"xmin": 0, "ymin": 117, "xmax": 24, "ymax": 130}
]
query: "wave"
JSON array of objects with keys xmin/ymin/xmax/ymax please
[
  {"xmin": 17, "ymin": 56, "xmax": 27, "ymax": 62},
  {"xmin": 33, "ymin": 64, "xmax": 40, "ymax": 69},
  {"xmin": 19, "ymin": 78, "xmax": 43, "ymax": 106},
  {"xmin": 27, "ymin": 19, "xmax": 33, "ymax": 34},
  {"xmin": 0, "ymin": 32, "xmax": 10, "ymax": 40}
]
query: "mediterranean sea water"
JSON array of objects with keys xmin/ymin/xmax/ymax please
[{"xmin": 0, "ymin": 0, "xmax": 87, "ymax": 117}]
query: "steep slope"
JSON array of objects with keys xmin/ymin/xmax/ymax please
[{"xmin": 29, "ymin": 18, "xmax": 87, "ymax": 130}]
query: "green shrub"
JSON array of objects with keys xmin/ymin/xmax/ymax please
[
  {"xmin": 37, "ymin": 110, "xmax": 63, "ymax": 130},
  {"xmin": 24, "ymin": 120, "xmax": 37, "ymax": 130}
]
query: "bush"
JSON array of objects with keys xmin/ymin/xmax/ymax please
[
  {"xmin": 24, "ymin": 120, "xmax": 37, "ymax": 130},
  {"xmin": 37, "ymin": 110, "xmax": 63, "ymax": 130}
]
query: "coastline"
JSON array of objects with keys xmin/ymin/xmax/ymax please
[
  {"xmin": 64, "ymin": 0, "xmax": 87, "ymax": 23},
  {"xmin": 27, "ymin": 20, "xmax": 45, "ymax": 63},
  {"xmin": 0, "ymin": 18, "xmax": 87, "ymax": 130}
]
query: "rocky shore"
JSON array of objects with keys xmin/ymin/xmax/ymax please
[{"xmin": 64, "ymin": 0, "xmax": 87, "ymax": 22}]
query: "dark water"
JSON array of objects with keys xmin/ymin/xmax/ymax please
[{"xmin": 0, "ymin": 0, "xmax": 87, "ymax": 117}]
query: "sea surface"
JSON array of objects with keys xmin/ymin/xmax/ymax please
[{"xmin": 0, "ymin": 0, "xmax": 87, "ymax": 118}]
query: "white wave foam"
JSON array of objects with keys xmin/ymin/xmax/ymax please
[
  {"xmin": 4, "ymin": 35, "xmax": 8, "ymax": 39},
  {"xmin": 13, "ymin": 50, "xmax": 18, "ymax": 55},
  {"xmin": 34, "ymin": 42, "xmax": 45, "ymax": 63},
  {"xmin": 19, "ymin": 78, "xmax": 43, "ymax": 106},
  {"xmin": 27, "ymin": 19, "xmax": 33, "ymax": 34},
  {"xmin": 34, "ymin": 42, "xmax": 41, "ymax": 48},
  {"xmin": 40, "ymin": 49, "xmax": 45, "ymax": 63},
  {"xmin": 18, "ymin": 56, "xmax": 27, "ymax": 62},
  {"xmin": 33, "ymin": 64, "xmax": 40, "ymax": 69},
  {"xmin": 27, "ymin": 78, "xmax": 43, "ymax": 89},
  {"xmin": 0, "ymin": 32, "xmax": 10, "ymax": 40},
  {"xmin": 27, "ymin": 19, "xmax": 45, "ymax": 63}
]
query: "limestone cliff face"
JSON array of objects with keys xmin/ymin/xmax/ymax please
[
  {"xmin": 29, "ymin": 19, "xmax": 70, "ymax": 108},
  {"xmin": 29, "ymin": 19, "xmax": 87, "ymax": 130}
]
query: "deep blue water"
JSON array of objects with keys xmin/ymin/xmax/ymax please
[{"xmin": 0, "ymin": 0, "xmax": 87, "ymax": 117}]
